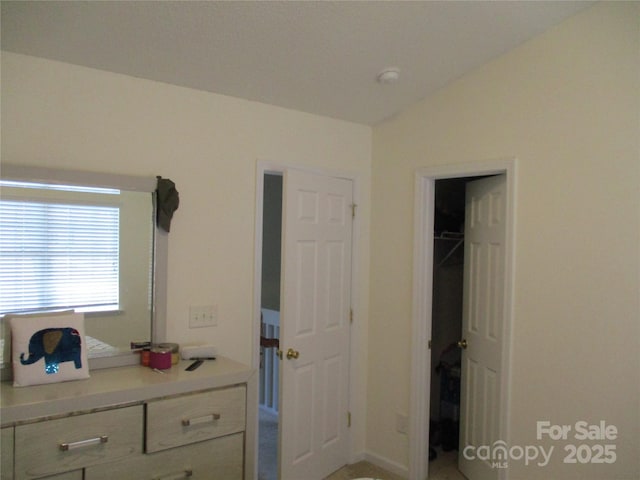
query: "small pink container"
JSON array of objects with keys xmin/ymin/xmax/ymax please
[{"xmin": 149, "ymin": 347, "xmax": 172, "ymax": 370}]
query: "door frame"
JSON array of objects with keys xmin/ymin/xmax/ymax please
[
  {"xmin": 252, "ymin": 160, "xmax": 363, "ymax": 479},
  {"xmin": 409, "ymin": 159, "xmax": 517, "ymax": 480}
]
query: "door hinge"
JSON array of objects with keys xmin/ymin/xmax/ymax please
[
  {"xmin": 350, "ymin": 308, "xmax": 354, "ymax": 324},
  {"xmin": 347, "ymin": 411, "xmax": 352, "ymax": 428},
  {"xmin": 351, "ymin": 203, "xmax": 357, "ymax": 219},
  {"xmin": 428, "ymin": 339, "xmax": 432, "ymax": 350}
]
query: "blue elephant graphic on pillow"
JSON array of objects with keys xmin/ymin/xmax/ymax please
[{"xmin": 20, "ymin": 327, "xmax": 83, "ymax": 374}]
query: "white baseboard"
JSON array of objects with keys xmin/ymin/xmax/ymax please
[
  {"xmin": 349, "ymin": 450, "xmax": 367, "ymax": 464},
  {"xmin": 363, "ymin": 450, "xmax": 409, "ymax": 478}
]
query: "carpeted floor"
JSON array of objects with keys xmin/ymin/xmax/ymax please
[
  {"xmin": 259, "ymin": 407, "xmax": 279, "ymax": 480},
  {"xmin": 324, "ymin": 461, "xmax": 404, "ymax": 480},
  {"xmin": 426, "ymin": 447, "xmax": 467, "ymax": 480},
  {"xmin": 324, "ymin": 451, "xmax": 466, "ymax": 480}
]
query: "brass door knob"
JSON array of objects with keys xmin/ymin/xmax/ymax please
[
  {"xmin": 457, "ymin": 339, "xmax": 468, "ymax": 349},
  {"xmin": 286, "ymin": 348, "xmax": 300, "ymax": 360}
]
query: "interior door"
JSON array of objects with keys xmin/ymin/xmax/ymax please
[
  {"xmin": 279, "ymin": 169, "xmax": 353, "ymax": 480},
  {"xmin": 458, "ymin": 175, "xmax": 506, "ymax": 480}
]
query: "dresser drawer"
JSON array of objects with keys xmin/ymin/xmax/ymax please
[
  {"xmin": 86, "ymin": 432, "xmax": 244, "ymax": 480},
  {"xmin": 1, "ymin": 427, "xmax": 14, "ymax": 480},
  {"xmin": 146, "ymin": 385, "xmax": 246, "ymax": 453},
  {"xmin": 15, "ymin": 405, "xmax": 143, "ymax": 479}
]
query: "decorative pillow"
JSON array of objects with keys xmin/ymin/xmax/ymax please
[{"xmin": 9, "ymin": 311, "xmax": 90, "ymax": 387}]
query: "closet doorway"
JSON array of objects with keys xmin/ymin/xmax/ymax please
[
  {"xmin": 258, "ymin": 173, "xmax": 283, "ymax": 480},
  {"xmin": 430, "ymin": 176, "xmax": 506, "ymax": 479},
  {"xmin": 409, "ymin": 160, "xmax": 516, "ymax": 480},
  {"xmin": 429, "ymin": 177, "xmax": 468, "ymax": 474}
]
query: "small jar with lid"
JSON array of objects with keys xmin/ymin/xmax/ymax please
[
  {"xmin": 149, "ymin": 346, "xmax": 172, "ymax": 370},
  {"xmin": 155, "ymin": 342, "xmax": 180, "ymax": 365}
]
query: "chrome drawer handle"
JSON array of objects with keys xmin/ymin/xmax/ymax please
[
  {"xmin": 153, "ymin": 469, "xmax": 193, "ymax": 480},
  {"xmin": 59, "ymin": 435, "xmax": 108, "ymax": 451},
  {"xmin": 181, "ymin": 413, "xmax": 221, "ymax": 427}
]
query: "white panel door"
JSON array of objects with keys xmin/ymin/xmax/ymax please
[
  {"xmin": 279, "ymin": 169, "xmax": 352, "ymax": 480},
  {"xmin": 458, "ymin": 175, "xmax": 506, "ymax": 480}
]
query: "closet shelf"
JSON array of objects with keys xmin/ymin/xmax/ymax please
[
  {"xmin": 434, "ymin": 231, "xmax": 464, "ymax": 240},
  {"xmin": 435, "ymin": 231, "xmax": 464, "ymax": 268}
]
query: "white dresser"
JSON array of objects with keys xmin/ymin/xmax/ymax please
[{"xmin": 0, "ymin": 357, "xmax": 257, "ymax": 480}]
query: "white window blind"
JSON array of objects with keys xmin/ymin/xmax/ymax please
[{"xmin": 0, "ymin": 197, "xmax": 120, "ymax": 314}]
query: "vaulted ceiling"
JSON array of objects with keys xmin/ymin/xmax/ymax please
[{"xmin": 1, "ymin": 1, "xmax": 593, "ymax": 125}]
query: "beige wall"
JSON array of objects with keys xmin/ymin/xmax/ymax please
[
  {"xmin": 1, "ymin": 50, "xmax": 372, "ymax": 453},
  {"xmin": 370, "ymin": 2, "xmax": 639, "ymax": 478}
]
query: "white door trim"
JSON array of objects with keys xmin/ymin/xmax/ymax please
[
  {"xmin": 409, "ymin": 159, "xmax": 517, "ymax": 480},
  {"xmin": 252, "ymin": 160, "xmax": 363, "ymax": 479}
]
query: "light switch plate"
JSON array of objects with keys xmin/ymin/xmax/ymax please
[{"xmin": 189, "ymin": 305, "xmax": 217, "ymax": 328}]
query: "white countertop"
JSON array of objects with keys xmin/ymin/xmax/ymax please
[{"xmin": 0, "ymin": 357, "xmax": 255, "ymax": 425}]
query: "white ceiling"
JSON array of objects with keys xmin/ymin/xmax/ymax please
[{"xmin": 1, "ymin": 1, "xmax": 593, "ymax": 125}]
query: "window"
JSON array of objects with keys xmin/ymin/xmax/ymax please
[{"xmin": 0, "ymin": 182, "xmax": 121, "ymax": 315}]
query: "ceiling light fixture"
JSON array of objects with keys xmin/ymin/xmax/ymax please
[{"xmin": 377, "ymin": 67, "xmax": 400, "ymax": 84}]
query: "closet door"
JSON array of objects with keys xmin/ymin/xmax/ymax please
[{"xmin": 458, "ymin": 174, "xmax": 506, "ymax": 480}]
